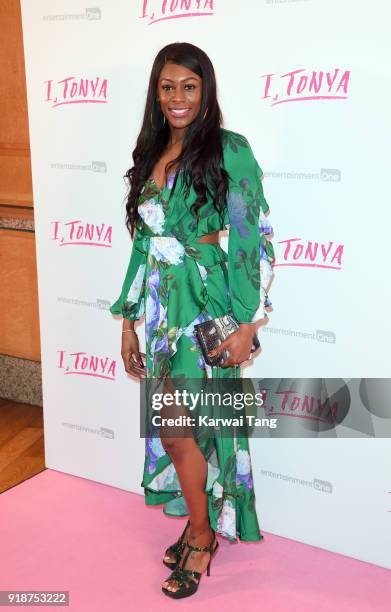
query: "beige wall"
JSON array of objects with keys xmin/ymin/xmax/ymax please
[{"xmin": 0, "ymin": 0, "xmax": 41, "ymax": 361}]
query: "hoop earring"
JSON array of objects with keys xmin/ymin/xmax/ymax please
[
  {"xmin": 150, "ymin": 109, "xmax": 166, "ymax": 130},
  {"xmin": 202, "ymin": 107, "xmax": 208, "ymax": 121}
]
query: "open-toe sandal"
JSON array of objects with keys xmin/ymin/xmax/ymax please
[
  {"xmin": 162, "ymin": 530, "xmax": 219, "ymax": 599},
  {"xmin": 163, "ymin": 519, "xmax": 191, "ymax": 570}
]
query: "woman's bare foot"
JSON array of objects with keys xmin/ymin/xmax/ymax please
[{"xmin": 162, "ymin": 523, "xmax": 215, "ymax": 593}]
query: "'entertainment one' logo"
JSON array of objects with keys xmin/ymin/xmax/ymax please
[
  {"xmin": 43, "ymin": 8, "xmax": 101, "ymax": 21},
  {"xmin": 316, "ymin": 330, "xmax": 336, "ymax": 344},
  {"xmin": 50, "ymin": 161, "xmax": 107, "ymax": 173},
  {"xmin": 261, "ymin": 68, "xmax": 351, "ymax": 106},
  {"xmin": 44, "ymin": 77, "xmax": 108, "ymax": 108},
  {"xmin": 265, "ymin": 168, "xmax": 341, "ymax": 182}
]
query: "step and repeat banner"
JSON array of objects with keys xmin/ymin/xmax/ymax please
[{"xmin": 20, "ymin": 0, "xmax": 391, "ymax": 569}]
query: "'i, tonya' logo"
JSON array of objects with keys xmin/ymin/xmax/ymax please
[
  {"xmin": 265, "ymin": 389, "xmax": 338, "ymax": 425},
  {"xmin": 275, "ymin": 238, "xmax": 344, "ymax": 270},
  {"xmin": 262, "ymin": 68, "xmax": 351, "ymax": 106},
  {"xmin": 58, "ymin": 350, "xmax": 116, "ymax": 380},
  {"xmin": 44, "ymin": 77, "xmax": 108, "ymax": 107},
  {"xmin": 139, "ymin": 0, "xmax": 214, "ymax": 25},
  {"xmin": 52, "ymin": 220, "xmax": 113, "ymax": 247}
]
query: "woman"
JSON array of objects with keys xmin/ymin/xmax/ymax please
[{"xmin": 110, "ymin": 42, "xmax": 274, "ymax": 599}]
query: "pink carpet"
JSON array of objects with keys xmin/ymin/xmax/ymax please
[{"xmin": 0, "ymin": 469, "xmax": 390, "ymax": 611}]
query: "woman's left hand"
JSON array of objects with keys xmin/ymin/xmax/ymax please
[{"xmin": 207, "ymin": 323, "xmax": 256, "ymax": 368}]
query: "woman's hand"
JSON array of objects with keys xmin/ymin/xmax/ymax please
[
  {"xmin": 207, "ymin": 323, "xmax": 257, "ymax": 368},
  {"xmin": 121, "ymin": 326, "xmax": 146, "ymax": 379}
]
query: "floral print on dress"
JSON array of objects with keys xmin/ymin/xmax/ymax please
[
  {"xmin": 146, "ymin": 436, "xmax": 166, "ymax": 475},
  {"xmin": 145, "ymin": 267, "xmax": 161, "ymax": 344},
  {"xmin": 217, "ymin": 499, "xmax": 236, "ymax": 539},
  {"xmin": 235, "ymin": 449, "xmax": 253, "ymax": 491},
  {"xmin": 109, "ymin": 128, "xmax": 275, "ymax": 543},
  {"xmin": 227, "ymin": 191, "xmax": 249, "ymax": 239},
  {"xmin": 125, "ymin": 263, "xmax": 146, "ymax": 303},
  {"xmin": 138, "ymin": 198, "xmax": 165, "ymax": 235},
  {"xmin": 149, "ymin": 236, "xmax": 185, "ymax": 265},
  {"xmin": 166, "ymin": 172, "xmax": 176, "ymax": 190}
]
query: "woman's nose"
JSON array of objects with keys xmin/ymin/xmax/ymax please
[{"xmin": 170, "ymin": 87, "xmax": 186, "ymax": 102}]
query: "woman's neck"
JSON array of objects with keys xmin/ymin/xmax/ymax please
[{"xmin": 167, "ymin": 126, "xmax": 186, "ymax": 147}]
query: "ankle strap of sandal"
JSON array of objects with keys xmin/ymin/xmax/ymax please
[
  {"xmin": 178, "ymin": 536, "xmax": 217, "ymax": 572},
  {"xmin": 183, "ymin": 537, "xmax": 216, "ymax": 554}
]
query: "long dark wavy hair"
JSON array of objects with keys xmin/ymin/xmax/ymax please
[{"xmin": 124, "ymin": 42, "xmax": 229, "ymax": 239}]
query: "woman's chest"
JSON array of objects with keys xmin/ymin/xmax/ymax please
[
  {"xmin": 150, "ymin": 147, "xmax": 181, "ymax": 191},
  {"xmin": 137, "ymin": 172, "xmax": 225, "ymax": 240}
]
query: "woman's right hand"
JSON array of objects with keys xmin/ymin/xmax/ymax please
[{"xmin": 121, "ymin": 328, "xmax": 146, "ymax": 379}]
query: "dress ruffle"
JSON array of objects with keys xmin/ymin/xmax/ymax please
[{"xmin": 134, "ymin": 220, "xmax": 232, "ymax": 378}]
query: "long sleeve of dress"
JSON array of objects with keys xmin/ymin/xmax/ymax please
[
  {"xmin": 223, "ymin": 132, "xmax": 275, "ymax": 324},
  {"xmin": 109, "ymin": 229, "xmax": 146, "ymax": 320}
]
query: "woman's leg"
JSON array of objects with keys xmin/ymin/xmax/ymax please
[
  {"xmin": 160, "ymin": 434, "xmax": 214, "ymax": 592},
  {"xmin": 159, "ymin": 373, "xmax": 211, "ymax": 533},
  {"xmin": 160, "ymin": 435, "xmax": 210, "ymax": 533},
  {"xmin": 159, "ymin": 357, "xmax": 215, "ymax": 591}
]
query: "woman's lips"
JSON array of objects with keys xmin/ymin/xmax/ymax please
[{"xmin": 168, "ymin": 108, "xmax": 191, "ymax": 117}]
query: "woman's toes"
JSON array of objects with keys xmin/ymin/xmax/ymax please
[{"xmin": 162, "ymin": 580, "xmax": 174, "ymax": 591}]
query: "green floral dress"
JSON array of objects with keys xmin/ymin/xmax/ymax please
[{"xmin": 110, "ymin": 128, "xmax": 275, "ymax": 542}]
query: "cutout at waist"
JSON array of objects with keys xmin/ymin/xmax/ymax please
[{"xmin": 196, "ymin": 230, "xmax": 220, "ymax": 244}]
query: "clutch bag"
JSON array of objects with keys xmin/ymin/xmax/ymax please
[{"xmin": 194, "ymin": 314, "xmax": 260, "ymax": 367}]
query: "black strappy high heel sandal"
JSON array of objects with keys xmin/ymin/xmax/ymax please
[
  {"xmin": 163, "ymin": 519, "xmax": 190, "ymax": 570},
  {"xmin": 162, "ymin": 530, "xmax": 219, "ymax": 599}
]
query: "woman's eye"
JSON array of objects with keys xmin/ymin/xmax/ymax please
[{"xmin": 161, "ymin": 84, "xmax": 196, "ymax": 91}]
